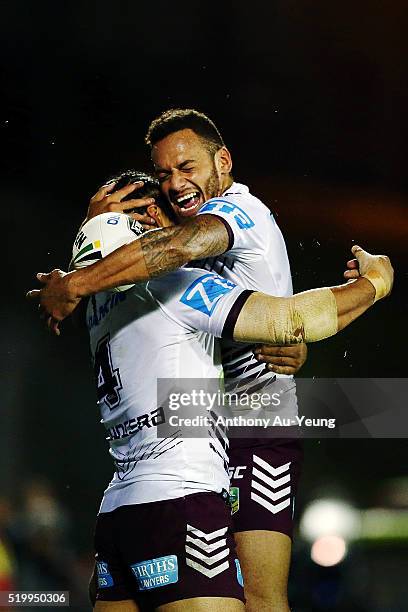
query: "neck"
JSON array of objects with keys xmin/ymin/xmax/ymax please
[{"xmin": 219, "ymin": 176, "xmax": 233, "ymax": 196}]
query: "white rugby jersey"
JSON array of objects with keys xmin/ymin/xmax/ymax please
[
  {"xmin": 87, "ymin": 268, "xmax": 250, "ymax": 512},
  {"xmin": 196, "ymin": 182, "xmax": 298, "ymax": 412}
]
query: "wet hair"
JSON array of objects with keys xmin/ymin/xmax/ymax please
[
  {"xmin": 145, "ymin": 108, "xmax": 225, "ymax": 157},
  {"xmin": 106, "ymin": 169, "xmax": 177, "ymax": 223}
]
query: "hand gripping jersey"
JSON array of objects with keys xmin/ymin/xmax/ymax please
[
  {"xmin": 195, "ymin": 182, "xmax": 298, "ymax": 415},
  {"xmin": 87, "ymin": 267, "xmax": 250, "ymax": 513}
]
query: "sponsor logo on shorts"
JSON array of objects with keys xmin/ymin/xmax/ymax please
[
  {"xmin": 250, "ymin": 455, "xmax": 292, "ymax": 514},
  {"xmin": 185, "ymin": 524, "xmax": 230, "ymax": 578},
  {"xmin": 96, "ymin": 561, "xmax": 114, "ymax": 588},
  {"xmin": 235, "ymin": 558, "xmax": 244, "ymax": 587},
  {"xmin": 229, "ymin": 465, "xmax": 247, "ymax": 479},
  {"xmin": 229, "ymin": 487, "xmax": 240, "ymax": 515},
  {"xmin": 130, "ymin": 555, "xmax": 178, "ymax": 591}
]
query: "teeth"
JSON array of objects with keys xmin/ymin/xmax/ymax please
[{"xmin": 176, "ymin": 192, "xmax": 198, "ymax": 204}]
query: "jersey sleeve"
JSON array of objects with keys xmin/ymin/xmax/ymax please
[
  {"xmin": 196, "ymin": 194, "xmax": 263, "ymax": 254},
  {"xmin": 148, "ymin": 269, "xmax": 253, "ymax": 338}
]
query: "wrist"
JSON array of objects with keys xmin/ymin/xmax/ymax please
[
  {"xmin": 362, "ymin": 270, "xmax": 388, "ymax": 302},
  {"xmin": 355, "ymin": 276, "xmax": 376, "ymax": 303},
  {"xmin": 66, "ymin": 268, "xmax": 90, "ymax": 299}
]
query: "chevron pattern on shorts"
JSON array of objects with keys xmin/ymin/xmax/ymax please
[
  {"xmin": 185, "ymin": 524, "xmax": 230, "ymax": 578},
  {"xmin": 250, "ymin": 454, "xmax": 292, "ymax": 514}
]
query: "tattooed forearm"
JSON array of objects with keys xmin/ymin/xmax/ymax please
[
  {"xmin": 140, "ymin": 214, "xmax": 230, "ymax": 278},
  {"xmin": 72, "ymin": 214, "xmax": 230, "ymax": 297}
]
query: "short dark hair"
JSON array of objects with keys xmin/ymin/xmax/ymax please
[
  {"xmin": 145, "ymin": 108, "xmax": 225, "ymax": 156},
  {"xmin": 106, "ymin": 169, "xmax": 177, "ymax": 222}
]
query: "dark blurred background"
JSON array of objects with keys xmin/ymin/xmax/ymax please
[{"xmin": 1, "ymin": 1, "xmax": 407, "ymax": 610}]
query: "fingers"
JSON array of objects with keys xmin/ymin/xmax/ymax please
[
  {"xmin": 36, "ymin": 272, "xmax": 51, "ymax": 283},
  {"xmin": 344, "ymin": 269, "xmax": 360, "ymax": 279},
  {"xmin": 26, "ymin": 290, "xmax": 61, "ymax": 335},
  {"xmin": 90, "ymin": 181, "xmax": 117, "ymax": 202},
  {"xmin": 266, "ymin": 364, "xmax": 298, "ymax": 375},
  {"xmin": 109, "ymin": 181, "xmax": 143, "ymax": 202},
  {"xmin": 121, "ymin": 197, "xmax": 156, "ymax": 212},
  {"xmin": 128, "ymin": 211, "xmax": 157, "ymax": 227},
  {"xmin": 36, "ymin": 269, "xmax": 66, "ymax": 283},
  {"xmin": 255, "ymin": 353, "xmax": 300, "ymax": 367},
  {"xmin": 253, "ymin": 343, "xmax": 307, "ymax": 375},
  {"xmin": 344, "ymin": 258, "xmax": 360, "ymax": 279},
  {"xmin": 46, "ymin": 316, "xmax": 61, "ymax": 336},
  {"xmin": 89, "ymin": 197, "xmax": 156, "ymax": 219},
  {"xmin": 98, "ymin": 201, "xmax": 156, "ymax": 221},
  {"xmin": 351, "ymin": 245, "xmax": 371, "ymax": 272},
  {"xmin": 120, "ymin": 196, "xmax": 157, "ymax": 226},
  {"xmin": 256, "ymin": 355, "xmax": 304, "ymax": 374},
  {"xmin": 26, "ymin": 289, "xmax": 41, "ymax": 301},
  {"xmin": 351, "ymin": 244, "xmax": 364, "ymax": 256},
  {"xmin": 88, "ymin": 179, "xmax": 156, "ymax": 224},
  {"xmin": 90, "ymin": 180, "xmax": 141, "ymax": 204},
  {"xmin": 348, "ymin": 245, "xmax": 393, "ymax": 301},
  {"xmin": 253, "ymin": 345, "xmax": 301, "ymax": 358}
]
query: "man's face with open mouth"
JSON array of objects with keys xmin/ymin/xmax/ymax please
[{"xmin": 152, "ymin": 128, "xmax": 221, "ymax": 220}]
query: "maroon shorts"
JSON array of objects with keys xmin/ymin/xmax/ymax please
[
  {"xmin": 228, "ymin": 438, "xmax": 303, "ymax": 538},
  {"xmin": 94, "ymin": 492, "xmax": 245, "ymax": 608}
]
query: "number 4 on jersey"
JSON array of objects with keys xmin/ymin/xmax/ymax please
[{"xmin": 94, "ymin": 334, "xmax": 123, "ymax": 409}]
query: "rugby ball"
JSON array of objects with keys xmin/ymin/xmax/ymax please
[{"xmin": 71, "ymin": 213, "xmax": 144, "ymax": 292}]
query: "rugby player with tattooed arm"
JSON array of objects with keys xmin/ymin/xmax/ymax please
[{"xmin": 27, "ymin": 110, "xmax": 393, "ymax": 612}]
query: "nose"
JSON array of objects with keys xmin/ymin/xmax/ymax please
[{"xmin": 168, "ymin": 170, "xmax": 187, "ymax": 193}]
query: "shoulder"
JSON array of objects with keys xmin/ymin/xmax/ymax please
[
  {"xmin": 199, "ymin": 183, "xmax": 270, "ymax": 223},
  {"xmin": 198, "ymin": 183, "xmax": 277, "ymax": 246},
  {"xmin": 223, "ymin": 182, "xmax": 270, "ymax": 214}
]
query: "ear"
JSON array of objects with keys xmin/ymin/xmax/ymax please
[
  {"xmin": 147, "ymin": 204, "xmax": 162, "ymax": 225},
  {"xmin": 214, "ymin": 146, "xmax": 232, "ymax": 178}
]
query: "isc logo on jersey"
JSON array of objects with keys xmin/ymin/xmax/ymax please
[
  {"xmin": 180, "ymin": 273, "xmax": 237, "ymax": 316},
  {"xmin": 71, "ymin": 213, "xmax": 144, "ymax": 291}
]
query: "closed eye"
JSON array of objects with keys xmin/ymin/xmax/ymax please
[{"xmin": 157, "ymin": 172, "xmax": 170, "ymax": 183}]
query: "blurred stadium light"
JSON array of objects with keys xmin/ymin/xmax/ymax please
[
  {"xmin": 300, "ymin": 498, "xmax": 361, "ymax": 543},
  {"xmin": 311, "ymin": 535, "xmax": 347, "ymax": 567},
  {"xmin": 361, "ymin": 508, "xmax": 408, "ymax": 542}
]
